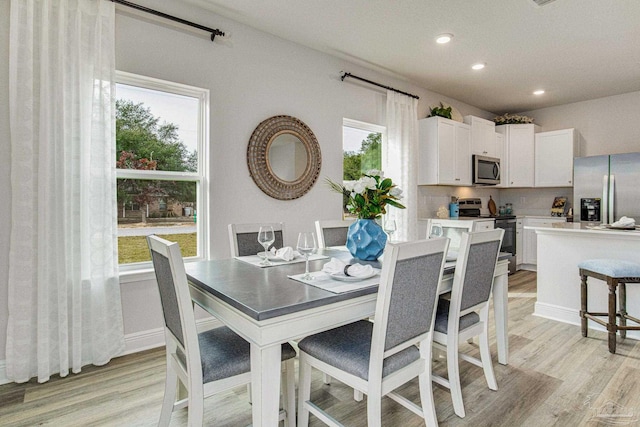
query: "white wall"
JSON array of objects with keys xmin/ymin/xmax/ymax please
[
  {"xmin": 0, "ymin": 0, "xmax": 494, "ymax": 365},
  {"xmin": 523, "ymin": 91, "xmax": 640, "ymax": 156}
]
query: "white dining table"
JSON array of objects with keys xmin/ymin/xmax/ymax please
[{"xmin": 185, "ymin": 248, "xmax": 509, "ymax": 427}]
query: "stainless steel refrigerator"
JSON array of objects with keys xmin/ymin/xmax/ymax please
[{"xmin": 573, "ymin": 152, "xmax": 640, "ymax": 224}]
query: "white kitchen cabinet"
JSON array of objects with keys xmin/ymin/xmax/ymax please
[
  {"xmin": 496, "ymin": 124, "xmax": 540, "ymax": 188},
  {"xmin": 535, "ymin": 128, "xmax": 579, "ymax": 187},
  {"xmin": 522, "ymin": 217, "xmax": 566, "ymax": 269},
  {"xmin": 464, "ymin": 115, "xmax": 497, "ymax": 158},
  {"xmin": 516, "ymin": 217, "xmax": 523, "ymax": 267},
  {"xmin": 418, "ymin": 116, "xmax": 472, "ymax": 186}
]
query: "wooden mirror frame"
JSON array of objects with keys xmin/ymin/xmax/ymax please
[{"xmin": 247, "ymin": 115, "xmax": 322, "ymax": 200}]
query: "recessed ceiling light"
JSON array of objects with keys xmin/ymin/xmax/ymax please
[
  {"xmin": 471, "ymin": 63, "xmax": 486, "ymax": 70},
  {"xmin": 533, "ymin": 90, "xmax": 545, "ymax": 95},
  {"xmin": 436, "ymin": 34, "xmax": 453, "ymax": 44}
]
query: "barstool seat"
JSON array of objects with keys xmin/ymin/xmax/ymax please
[{"xmin": 578, "ymin": 259, "xmax": 640, "ymax": 353}]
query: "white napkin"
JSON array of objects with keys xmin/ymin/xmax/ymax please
[
  {"xmin": 322, "ymin": 257, "xmax": 374, "ymax": 278},
  {"xmin": 611, "ymin": 216, "xmax": 635, "ymax": 228},
  {"xmin": 269, "ymin": 246, "xmax": 296, "ymax": 261}
]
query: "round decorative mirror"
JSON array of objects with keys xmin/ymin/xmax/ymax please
[{"xmin": 247, "ymin": 115, "xmax": 322, "ymax": 200}]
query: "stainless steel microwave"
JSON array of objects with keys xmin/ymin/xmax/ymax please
[{"xmin": 473, "ymin": 155, "xmax": 501, "ymax": 185}]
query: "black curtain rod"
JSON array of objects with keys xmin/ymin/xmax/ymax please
[
  {"xmin": 110, "ymin": 0, "xmax": 225, "ymax": 41},
  {"xmin": 340, "ymin": 72, "xmax": 419, "ymax": 100}
]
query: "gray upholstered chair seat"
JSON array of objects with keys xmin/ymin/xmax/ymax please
[
  {"xmin": 434, "ymin": 299, "xmax": 480, "ymax": 334},
  {"xmin": 176, "ymin": 326, "xmax": 297, "ymax": 383},
  {"xmin": 578, "ymin": 259, "xmax": 640, "ymax": 278},
  {"xmin": 298, "ymin": 320, "xmax": 420, "ymax": 381}
]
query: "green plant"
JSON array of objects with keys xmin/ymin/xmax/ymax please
[
  {"xmin": 493, "ymin": 113, "xmax": 534, "ymax": 125},
  {"xmin": 428, "ymin": 102, "xmax": 452, "ymax": 119},
  {"xmin": 326, "ymin": 170, "xmax": 405, "ymax": 220}
]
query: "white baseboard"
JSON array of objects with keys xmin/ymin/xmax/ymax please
[
  {"xmin": 0, "ymin": 317, "xmax": 222, "ymax": 386},
  {"xmin": 534, "ymin": 301, "xmax": 640, "ymax": 340}
]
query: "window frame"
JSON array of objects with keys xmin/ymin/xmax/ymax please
[
  {"xmin": 115, "ymin": 71, "xmax": 210, "ymax": 276},
  {"xmin": 342, "ymin": 118, "xmax": 387, "ymax": 175}
]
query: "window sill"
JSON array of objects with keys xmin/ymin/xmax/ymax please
[{"xmin": 119, "ymin": 268, "xmax": 156, "ymax": 284}]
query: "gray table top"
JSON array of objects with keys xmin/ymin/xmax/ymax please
[
  {"xmin": 185, "ymin": 248, "xmax": 510, "ymax": 322},
  {"xmin": 185, "ymin": 249, "xmax": 382, "ymax": 321}
]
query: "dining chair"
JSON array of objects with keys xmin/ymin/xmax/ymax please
[
  {"xmin": 315, "ymin": 219, "xmax": 354, "ymax": 248},
  {"xmin": 146, "ymin": 235, "xmax": 297, "ymax": 426},
  {"xmin": 228, "ymin": 222, "xmax": 285, "ymax": 256},
  {"xmin": 297, "ymin": 237, "xmax": 450, "ymax": 427},
  {"xmin": 431, "ymin": 229, "xmax": 504, "ymax": 418}
]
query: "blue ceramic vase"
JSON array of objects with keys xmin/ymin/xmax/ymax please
[{"xmin": 346, "ymin": 219, "xmax": 387, "ymax": 261}]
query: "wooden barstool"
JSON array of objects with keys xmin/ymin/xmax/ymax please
[{"xmin": 579, "ymin": 259, "xmax": 640, "ymax": 353}]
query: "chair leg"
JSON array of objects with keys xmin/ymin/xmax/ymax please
[
  {"xmin": 607, "ymin": 279, "xmax": 618, "ymax": 354},
  {"xmin": 187, "ymin": 383, "xmax": 204, "ymax": 427},
  {"xmin": 283, "ymin": 359, "xmax": 296, "ymax": 427},
  {"xmin": 298, "ymin": 354, "xmax": 312, "ymax": 427},
  {"xmin": 323, "ymin": 373, "xmax": 332, "ymax": 385},
  {"xmin": 619, "ymin": 282, "xmax": 627, "ymax": 339},
  {"xmin": 580, "ymin": 274, "xmax": 588, "ymax": 337},
  {"xmin": 419, "ymin": 340, "xmax": 439, "ymax": 427},
  {"xmin": 366, "ymin": 384, "xmax": 382, "ymax": 427},
  {"xmin": 159, "ymin": 368, "xmax": 178, "ymax": 427},
  {"xmin": 479, "ymin": 327, "xmax": 498, "ymax": 391},
  {"xmin": 447, "ymin": 338, "xmax": 465, "ymax": 418},
  {"xmin": 354, "ymin": 389, "xmax": 364, "ymax": 401}
]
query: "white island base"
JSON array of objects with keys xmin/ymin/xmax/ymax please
[{"xmin": 530, "ymin": 223, "xmax": 640, "ymax": 340}]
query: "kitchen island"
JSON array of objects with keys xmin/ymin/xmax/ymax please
[{"xmin": 528, "ymin": 223, "xmax": 640, "ymax": 340}]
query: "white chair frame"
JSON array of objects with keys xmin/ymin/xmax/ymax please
[
  {"xmin": 431, "ymin": 229, "xmax": 504, "ymax": 418},
  {"xmin": 147, "ymin": 235, "xmax": 295, "ymax": 427},
  {"xmin": 298, "ymin": 238, "xmax": 450, "ymax": 427}
]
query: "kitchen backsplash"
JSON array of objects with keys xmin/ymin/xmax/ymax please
[{"xmin": 418, "ymin": 186, "xmax": 573, "ymax": 218}]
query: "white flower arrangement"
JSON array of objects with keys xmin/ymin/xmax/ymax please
[
  {"xmin": 326, "ymin": 170, "xmax": 405, "ymax": 220},
  {"xmin": 493, "ymin": 113, "xmax": 535, "ymax": 125}
]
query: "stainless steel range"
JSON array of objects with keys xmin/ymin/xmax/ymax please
[{"xmin": 458, "ymin": 198, "xmax": 517, "ymax": 274}]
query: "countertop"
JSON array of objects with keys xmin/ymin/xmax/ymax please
[{"xmin": 525, "ymin": 222, "xmax": 640, "ymax": 238}]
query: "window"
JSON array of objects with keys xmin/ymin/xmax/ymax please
[
  {"xmin": 116, "ymin": 72, "xmax": 209, "ymax": 269},
  {"xmin": 342, "ymin": 119, "xmax": 386, "ymax": 216}
]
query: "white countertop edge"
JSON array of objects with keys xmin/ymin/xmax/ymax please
[{"xmin": 525, "ymin": 224, "xmax": 640, "ymax": 238}]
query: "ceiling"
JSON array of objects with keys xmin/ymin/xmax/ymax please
[{"xmin": 183, "ymin": 0, "xmax": 640, "ymax": 114}]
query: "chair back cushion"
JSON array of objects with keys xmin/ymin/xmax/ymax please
[
  {"xmin": 150, "ymin": 248, "xmax": 185, "ymax": 347},
  {"xmin": 460, "ymin": 239, "xmax": 501, "ymax": 311},
  {"xmin": 384, "ymin": 252, "xmax": 444, "ymax": 351},
  {"xmin": 236, "ymin": 230, "xmax": 284, "ymax": 256},
  {"xmin": 321, "ymin": 227, "xmax": 349, "ymax": 247}
]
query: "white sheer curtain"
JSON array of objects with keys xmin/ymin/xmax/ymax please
[
  {"xmin": 7, "ymin": 0, "xmax": 124, "ymax": 383},
  {"xmin": 384, "ymin": 91, "xmax": 419, "ymax": 242}
]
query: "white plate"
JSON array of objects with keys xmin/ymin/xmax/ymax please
[
  {"xmin": 257, "ymin": 251, "xmax": 278, "ymax": 260},
  {"xmin": 446, "ymin": 250, "xmax": 458, "ymax": 262},
  {"xmin": 258, "ymin": 251, "xmax": 299, "ymax": 261},
  {"xmin": 329, "ymin": 271, "xmax": 377, "ymax": 282}
]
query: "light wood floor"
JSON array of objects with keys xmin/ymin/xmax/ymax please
[{"xmin": 2, "ymin": 271, "xmax": 640, "ymax": 426}]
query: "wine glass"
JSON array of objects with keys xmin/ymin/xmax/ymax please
[
  {"xmin": 297, "ymin": 232, "xmax": 317, "ymax": 280},
  {"xmin": 257, "ymin": 226, "xmax": 275, "ymax": 266},
  {"xmin": 384, "ymin": 219, "xmax": 397, "ymax": 240}
]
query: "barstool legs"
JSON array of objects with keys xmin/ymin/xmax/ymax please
[
  {"xmin": 619, "ymin": 283, "xmax": 627, "ymax": 340},
  {"xmin": 581, "ymin": 274, "xmax": 588, "ymax": 337},
  {"xmin": 607, "ymin": 279, "xmax": 618, "ymax": 354}
]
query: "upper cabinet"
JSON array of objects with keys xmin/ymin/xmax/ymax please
[
  {"xmin": 496, "ymin": 124, "xmax": 540, "ymax": 187},
  {"xmin": 418, "ymin": 116, "xmax": 472, "ymax": 186},
  {"xmin": 534, "ymin": 128, "xmax": 579, "ymax": 187},
  {"xmin": 464, "ymin": 115, "xmax": 497, "ymax": 158}
]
